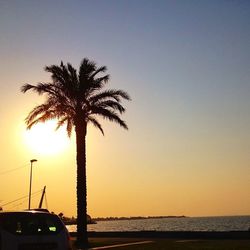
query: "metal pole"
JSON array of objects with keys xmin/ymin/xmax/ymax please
[
  {"xmin": 28, "ymin": 159, "xmax": 37, "ymax": 209},
  {"xmin": 38, "ymin": 186, "xmax": 46, "ymax": 209}
]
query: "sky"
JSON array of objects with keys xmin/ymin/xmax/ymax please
[{"xmin": 0, "ymin": 0, "xmax": 249, "ymax": 218}]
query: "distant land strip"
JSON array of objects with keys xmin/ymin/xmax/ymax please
[{"xmin": 93, "ymin": 215, "xmax": 187, "ymax": 221}]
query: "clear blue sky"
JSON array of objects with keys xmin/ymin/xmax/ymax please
[{"xmin": 0, "ymin": 0, "xmax": 249, "ymax": 217}]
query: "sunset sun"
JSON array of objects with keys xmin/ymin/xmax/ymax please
[{"xmin": 23, "ymin": 120, "xmax": 70, "ymax": 155}]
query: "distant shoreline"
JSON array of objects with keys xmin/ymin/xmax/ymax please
[
  {"xmin": 93, "ymin": 215, "xmax": 187, "ymax": 221},
  {"xmin": 63, "ymin": 215, "xmax": 187, "ymax": 225}
]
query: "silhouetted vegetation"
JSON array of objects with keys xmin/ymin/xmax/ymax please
[
  {"xmin": 21, "ymin": 58, "xmax": 130, "ymax": 248},
  {"xmin": 58, "ymin": 212, "xmax": 96, "ymax": 225},
  {"xmin": 93, "ymin": 215, "xmax": 187, "ymax": 221}
]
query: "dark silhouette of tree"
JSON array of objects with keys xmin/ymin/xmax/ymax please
[{"xmin": 21, "ymin": 58, "xmax": 130, "ymax": 247}]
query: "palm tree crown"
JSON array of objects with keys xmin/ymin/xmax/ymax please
[{"xmin": 21, "ymin": 58, "xmax": 130, "ymax": 135}]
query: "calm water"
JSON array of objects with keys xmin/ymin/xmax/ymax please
[{"xmin": 67, "ymin": 216, "xmax": 250, "ymax": 232}]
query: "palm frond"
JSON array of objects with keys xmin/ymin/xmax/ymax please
[
  {"xmin": 21, "ymin": 83, "xmax": 60, "ymax": 97},
  {"xmin": 92, "ymin": 75, "xmax": 110, "ymax": 86},
  {"xmin": 67, "ymin": 63, "xmax": 78, "ymax": 84},
  {"xmin": 96, "ymin": 100, "xmax": 126, "ymax": 114},
  {"xmin": 83, "ymin": 75, "xmax": 110, "ymax": 97},
  {"xmin": 91, "ymin": 107, "xmax": 128, "ymax": 130},
  {"xmin": 56, "ymin": 117, "xmax": 67, "ymax": 130},
  {"xmin": 89, "ymin": 89, "xmax": 131, "ymax": 103},
  {"xmin": 25, "ymin": 104, "xmax": 51, "ymax": 125},
  {"xmin": 87, "ymin": 116, "xmax": 104, "ymax": 135},
  {"xmin": 26, "ymin": 111, "xmax": 56, "ymax": 129},
  {"xmin": 56, "ymin": 117, "xmax": 73, "ymax": 137},
  {"xmin": 90, "ymin": 66, "xmax": 107, "ymax": 79},
  {"xmin": 25, "ymin": 97, "xmax": 73, "ymax": 129},
  {"xmin": 79, "ymin": 58, "xmax": 96, "ymax": 78},
  {"xmin": 21, "ymin": 84, "xmax": 35, "ymax": 93},
  {"xmin": 45, "ymin": 64, "xmax": 66, "ymax": 85},
  {"xmin": 66, "ymin": 119, "xmax": 73, "ymax": 137}
]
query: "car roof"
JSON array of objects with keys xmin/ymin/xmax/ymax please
[{"xmin": 0, "ymin": 210, "xmax": 53, "ymax": 216}]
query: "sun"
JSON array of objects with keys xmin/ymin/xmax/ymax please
[{"xmin": 23, "ymin": 120, "xmax": 70, "ymax": 155}]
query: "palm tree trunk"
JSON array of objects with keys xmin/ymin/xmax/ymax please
[{"xmin": 75, "ymin": 119, "xmax": 88, "ymax": 247}]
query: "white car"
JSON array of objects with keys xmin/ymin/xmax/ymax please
[{"xmin": 0, "ymin": 210, "xmax": 72, "ymax": 250}]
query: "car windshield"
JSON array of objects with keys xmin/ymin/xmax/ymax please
[{"xmin": 0, "ymin": 212, "xmax": 63, "ymax": 235}]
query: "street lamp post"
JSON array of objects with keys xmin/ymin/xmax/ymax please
[{"xmin": 28, "ymin": 159, "xmax": 37, "ymax": 209}]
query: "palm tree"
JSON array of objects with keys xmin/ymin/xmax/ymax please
[{"xmin": 21, "ymin": 58, "xmax": 130, "ymax": 247}]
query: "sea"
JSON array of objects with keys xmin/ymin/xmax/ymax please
[{"xmin": 66, "ymin": 216, "xmax": 250, "ymax": 233}]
